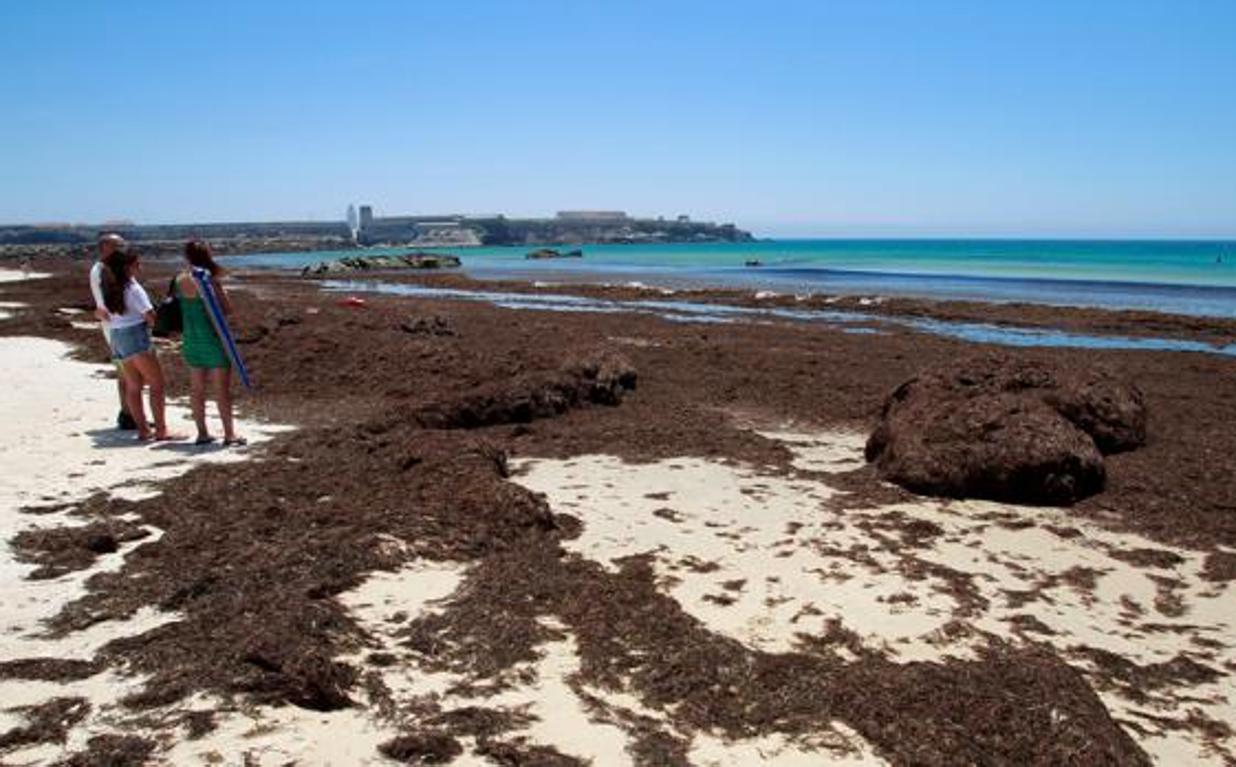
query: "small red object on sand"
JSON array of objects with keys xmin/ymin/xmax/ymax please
[{"xmin": 339, "ymin": 296, "xmax": 367, "ymax": 308}]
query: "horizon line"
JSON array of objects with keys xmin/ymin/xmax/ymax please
[{"xmin": 2, "ymin": 218, "xmax": 1234, "ymax": 243}]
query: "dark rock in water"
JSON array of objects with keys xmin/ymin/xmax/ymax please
[
  {"xmin": 525, "ymin": 248, "xmax": 583, "ymax": 260},
  {"xmin": 301, "ymin": 252, "xmax": 461, "ymax": 277},
  {"xmin": 865, "ymin": 354, "xmax": 1146, "ymax": 505},
  {"xmin": 745, "ymin": 259, "xmax": 763, "ymax": 267}
]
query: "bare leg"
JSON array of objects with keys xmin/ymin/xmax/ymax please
[
  {"xmin": 121, "ymin": 362, "xmax": 151, "ymax": 439},
  {"xmin": 115, "ymin": 374, "xmax": 128, "ymax": 414},
  {"xmin": 106, "ymin": 331, "xmax": 131, "ymax": 423},
  {"xmin": 127, "ymin": 352, "xmax": 173, "ymax": 439},
  {"xmin": 189, "ymin": 368, "xmax": 210, "ymax": 441},
  {"xmin": 212, "ymin": 367, "xmax": 237, "ymax": 442}
]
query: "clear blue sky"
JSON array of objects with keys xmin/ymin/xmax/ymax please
[{"xmin": 2, "ymin": 0, "xmax": 1234, "ymax": 237}]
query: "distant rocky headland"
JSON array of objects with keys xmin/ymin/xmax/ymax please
[{"xmin": 0, "ymin": 209, "xmax": 753, "ymax": 261}]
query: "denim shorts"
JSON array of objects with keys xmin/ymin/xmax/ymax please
[{"xmin": 110, "ymin": 323, "xmax": 153, "ymax": 361}]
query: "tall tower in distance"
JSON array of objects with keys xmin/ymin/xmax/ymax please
[
  {"xmin": 359, "ymin": 205, "xmax": 374, "ymax": 232},
  {"xmin": 346, "ymin": 204, "xmax": 359, "ymax": 240}
]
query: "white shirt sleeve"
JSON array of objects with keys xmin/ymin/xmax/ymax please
[{"xmin": 89, "ymin": 262, "xmax": 106, "ymax": 310}]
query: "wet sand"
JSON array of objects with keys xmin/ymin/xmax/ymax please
[{"xmin": 0, "ymin": 263, "xmax": 1233, "ymax": 765}]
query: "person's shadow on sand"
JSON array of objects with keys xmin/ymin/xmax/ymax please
[
  {"xmin": 86, "ymin": 429, "xmax": 225, "ymax": 454},
  {"xmin": 150, "ymin": 441, "xmax": 225, "ymax": 455},
  {"xmin": 85, "ymin": 428, "xmax": 150, "ymax": 449}
]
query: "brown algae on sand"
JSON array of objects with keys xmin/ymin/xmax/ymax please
[{"xmin": 3, "ymin": 264, "xmax": 1236, "ymax": 764}]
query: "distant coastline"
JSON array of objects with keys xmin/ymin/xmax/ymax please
[{"xmin": 0, "ymin": 209, "xmax": 754, "ymax": 261}]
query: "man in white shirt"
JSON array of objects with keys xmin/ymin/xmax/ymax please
[{"xmin": 90, "ymin": 233, "xmax": 136, "ymax": 430}]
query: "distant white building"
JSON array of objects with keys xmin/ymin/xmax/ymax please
[{"xmin": 556, "ymin": 211, "xmax": 628, "ymax": 222}]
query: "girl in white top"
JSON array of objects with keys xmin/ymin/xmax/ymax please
[
  {"xmin": 109, "ymin": 280, "xmax": 153, "ymax": 329},
  {"xmin": 100, "ymin": 249, "xmax": 180, "ymax": 442}
]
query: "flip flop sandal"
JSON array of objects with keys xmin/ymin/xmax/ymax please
[{"xmin": 223, "ymin": 437, "xmax": 248, "ymax": 447}]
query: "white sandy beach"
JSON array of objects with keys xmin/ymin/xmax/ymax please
[
  {"xmin": 159, "ymin": 434, "xmax": 1234, "ymax": 765},
  {"xmin": 0, "ymin": 268, "xmax": 297, "ymax": 764},
  {"xmin": 0, "ymin": 332, "xmax": 293, "ymax": 764},
  {"xmin": 511, "ymin": 436, "xmax": 1236, "ymax": 765},
  {"xmin": 0, "ymin": 291, "xmax": 899, "ymax": 765}
]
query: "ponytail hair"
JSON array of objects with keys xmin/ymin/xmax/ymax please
[
  {"xmin": 102, "ymin": 249, "xmax": 137, "ymax": 314},
  {"xmin": 185, "ymin": 240, "xmax": 223, "ymax": 277}
]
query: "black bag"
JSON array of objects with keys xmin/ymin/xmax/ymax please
[{"xmin": 153, "ymin": 277, "xmax": 182, "ymax": 337}]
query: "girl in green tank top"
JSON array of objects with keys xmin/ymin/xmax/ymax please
[{"xmin": 177, "ymin": 240, "xmax": 246, "ymax": 446}]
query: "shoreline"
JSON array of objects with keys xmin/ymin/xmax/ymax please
[
  {"xmin": 10, "ymin": 233, "xmax": 1236, "ymax": 322},
  {"xmin": 1, "ymin": 264, "xmax": 1234, "ymax": 764},
  {"xmin": 296, "ymin": 267, "xmax": 1236, "ymax": 348}
]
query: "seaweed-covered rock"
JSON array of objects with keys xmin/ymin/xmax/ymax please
[
  {"xmin": 1044, "ymin": 371, "xmax": 1147, "ymax": 453},
  {"xmin": 399, "ymin": 315, "xmax": 455, "ymax": 337},
  {"xmin": 413, "ymin": 351, "xmax": 636, "ymax": 429},
  {"xmin": 525, "ymin": 248, "xmax": 583, "ymax": 260},
  {"xmin": 565, "ymin": 350, "xmax": 638, "ymax": 406},
  {"xmin": 301, "ymin": 252, "xmax": 460, "ymax": 277},
  {"xmin": 868, "ymin": 395, "xmax": 1105, "ymax": 505},
  {"xmin": 865, "ymin": 355, "xmax": 1146, "ymax": 505}
]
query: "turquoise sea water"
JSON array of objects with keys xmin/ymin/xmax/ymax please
[{"xmin": 228, "ymin": 239, "xmax": 1236, "ymax": 318}]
